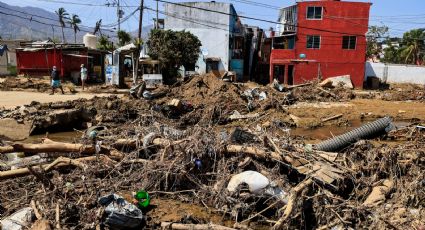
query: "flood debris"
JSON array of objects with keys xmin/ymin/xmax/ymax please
[
  {"xmin": 319, "ymin": 75, "xmax": 354, "ymax": 89},
  {"xmin": 98, "ymin": 193, "xmax": 144, "ymax": 229},
  {"xmin": 315, "ymin": 116, "xmax": 393, "ymax": 152},
  {"xmin": 0, "ymin": 74, "xmax": 424, "ymax": 229}
]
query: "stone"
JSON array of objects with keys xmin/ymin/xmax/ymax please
[
  {"xmin": 0, "ymin": 118, "xmax": 32, "ymax": 141},
  {"xmin": 320, "ymin": 75, "xmax": 354, "ymax": 89}
]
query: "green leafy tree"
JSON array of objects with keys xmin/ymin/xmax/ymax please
[
  {"xmin": 147, "ymin": 29, "xmax": 201, "ymax": 81},
  {"xmin": 117, "ymin": 30, "xmax": 132, "ymax": 47},
  {"xmin": 97, "ymin": 35, "xmax": 114, "ymax": 51},
  {"xmin": 93, "ymin": 19, "xmax": 102, "ymax": 35},
  {"xmin": 398, "ymin": 29, "xmax": 425, "ymax": 65},
  {"xmin": 382, "ymin": 42, "xmax": 401, "ymax": 64},
  {"xmin": 69, "ymin": 14, "xmax": 81, "ymax": 43},
  {"xmin": 366, "ymin": 25, "xmax": 389, "ymax": 58},
  {"xmin": 55, "ymin": 7, "xmax": 69, "ymax": 43}
]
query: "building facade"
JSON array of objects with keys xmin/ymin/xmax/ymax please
[
  {"xmin": 0, "ymin": 40, "xmax": 25, "ymax": 76},
  {"xmin": 16, "ymin": 42, "xmax": 106, "ymax": 81},
  {"xmin": 270, "ymin": 0, "xmax": 371, "ymax": 88},
  {"xmin": 164, "ymin": 2, "xmax": 245, "ymax": 80}
]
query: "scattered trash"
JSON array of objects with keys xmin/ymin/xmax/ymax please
[
  {"xmin": 228, "ymin": 111, "xmax": 260, "ymax": 121},
  {"xmin": 134, "ymin": 190, "xmax": 150, "ymax": 209},
  {"xmin": 273, "ymin": 79, "xmax": 284, "ymax": 92},
  {"xmin": 142, "ymin": 90, "xmax": 154, "ymax": 100},
  {"xmin": 227, "ymin": 171, "xmax": 287, "ymax": 201},
  {"xmin": 98, "ymin": 193, "xmax": 144, "ymax": 229},
  {"xmin": 227, "ymin": 171, "xmax": 270, "ymax": 194},
  {"xmin": 0, "ymin": 207, "xmax": 34, "ymax": 230},
  {"xmin": 319, "ymin": 75, "xmax": 354, "ymax": 89}
]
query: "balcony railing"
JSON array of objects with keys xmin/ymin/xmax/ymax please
[{"xmin": 277, "ymin": 5, "xmax": 297, "ymax": 35}]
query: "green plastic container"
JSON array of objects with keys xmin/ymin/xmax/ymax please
[{"xmin": 134, "ymin": 190, "xmax": 150, "ymax": 208}]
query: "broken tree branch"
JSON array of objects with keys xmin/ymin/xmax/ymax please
[
  {"xmin": 0, "ymin": 155, "xmax": 119, "ymax": 179},
  {"xmin": 272, "ymin": 178, "xmax": 313, "ymax": 230},
  {"xmin": 321, "ymin": 114, "xmax": 343, "ymax": 123}
]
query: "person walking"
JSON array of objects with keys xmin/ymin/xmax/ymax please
[
  {"xmin": 50, "ymin": 66, "xmax": 64, "ymax": 95},
  {"xmin": 80, "ymin": 64, "xmax": 88, "ymax": 90}
]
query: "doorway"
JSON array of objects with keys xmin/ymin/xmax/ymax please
[
  {"xmin": 273, "ymin": 65, "xmax": 285, "ymax": 83},
  {"xmin": 287, "ymin": 65, "xmax": 294, "ymax": 85}
]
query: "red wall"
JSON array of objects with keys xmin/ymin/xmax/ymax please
[
  {"xmin": 16, "ymin": 49, "xmax": 62, "ymax": 76},
  {"xmin": 270, "ymin": 0, "xmax": 371, "ymax": 88},
  {"xmin": 16, "ymin": 48, "xmax": 88, "ymax": 78}
]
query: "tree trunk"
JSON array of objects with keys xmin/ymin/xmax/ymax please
[
  {"xmin": 61, "ymin": 26, "xmax": 65, "ymax": 43},
  {"xmin": 74, "ymin": 31, "xmax": 76, "ymax": 43}
]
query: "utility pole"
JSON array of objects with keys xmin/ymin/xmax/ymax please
[
  {"xmin": 117, "ymin": 0, "xmax": 120, "ymax": 32},
  {"xmin": 134, "ymin": 0, "xmax": 144, "ymax": 84},
  {"xmin": 156, "ymin": 0, "xmax": 159, "ymax": 29},
  {"xmin": 138, "ymin": 0, "xmax": 144, "ymax": 42}
]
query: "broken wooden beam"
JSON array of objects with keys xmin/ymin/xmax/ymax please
[{"xmin": 321, "ymin": 114, "xmax": 343, "ymax": 123}]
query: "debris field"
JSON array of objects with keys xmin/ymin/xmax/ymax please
[{"xmin": 0, "ymin": 74, "xmax": 424, "ymax": 230}]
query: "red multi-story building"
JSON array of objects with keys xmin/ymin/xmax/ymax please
[{"xmin": 270, "ymin": 0, "xmax": 371, "ymax": 88}]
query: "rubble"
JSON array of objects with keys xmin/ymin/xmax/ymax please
[{"xmin": 0, "ymin": 74, "xmax": 424, "ymax": 229}]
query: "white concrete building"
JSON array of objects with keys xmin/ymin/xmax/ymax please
[{"xmin": 164, "ymin": 2, "xmax": 245, "ymax": 79}]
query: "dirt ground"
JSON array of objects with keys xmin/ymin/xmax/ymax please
[
  {"xmin": 0, "ymin": 91, "xmax": 113, "ymax": 109},
  {"xmin": 289, "ymin": 98, "xmax": 425, "ymax": 123}
]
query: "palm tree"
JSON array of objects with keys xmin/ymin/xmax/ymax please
[
  {"xmin": 117, "ymin": 30, "xmax": 131, "ymax": 47},
  {"xmin": 55, "ymin": 7, "xmax": 69, "ymax": 43},
  {"xmin": 93, "ymin": 19, "xmax": 102, "ymax": 35},
  {"xmin": 98, "ymin": 35, "xmax": 114, "ymax": 51},
  {"xmin": 69, "ymin": 14, "xmax": 82, "ymax": 43},
  {"xmin": 399, "ymin": 29, "xmax": 425, "ymax": 65}
]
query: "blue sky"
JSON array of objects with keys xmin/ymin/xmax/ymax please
[{"xmin": 1, "ymin": 0, "xmax": 425, "ymax": 37}]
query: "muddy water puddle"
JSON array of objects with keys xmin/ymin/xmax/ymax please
[{"xmin": 23, "ymin": 130, "xmax": 82, "ymax": 143}]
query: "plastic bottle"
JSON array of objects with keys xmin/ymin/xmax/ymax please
[{"xmin": 134, "ymin": 190, "xmax": 150, "ymax": 208}]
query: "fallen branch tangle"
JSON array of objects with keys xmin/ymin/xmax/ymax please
[{"xmin": 0, "ymin": 127, "xmax": 418, "ymax": 230}]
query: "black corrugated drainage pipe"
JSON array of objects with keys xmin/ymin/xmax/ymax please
[{"xmin": 314, "ymin": 117, "xmax": 393, "ymax": 152}]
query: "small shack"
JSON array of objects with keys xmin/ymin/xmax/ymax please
[
  {"xmin": 16, "ymin": 41, "xmax": 107, "ymax": 82},
  {"xmin": 141, "ymin": 59, "xmax": 162, "ymax": 88}
]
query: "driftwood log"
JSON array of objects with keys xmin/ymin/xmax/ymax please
[
  {"xmin": 0, "ymin": 138, "xmax": 123, "ymax": 159},
  {"xmin": 160, "ymin": 222, "xmax": 236, "ymax": 230},
  {"xmin": 0, "ymin": 155, "xmax": 116, "ymax": 179}
]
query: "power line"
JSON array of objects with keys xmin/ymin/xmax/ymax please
[
  {"xmin": 156, "ymin": 0, "xmax": 367, "ymax": 36},
  {"xmin": 35, "ymin": 0, "xmax": 138, "ymax": 7},
  {"xmin": 229, "ymin": 0, "xmax": 280, "ymax": 10},
  {"xmin": 0, "ymin": 4, "xmax": 115, "ymax": 32},
  {"xmin": 144, "ymin": 7, "xmax": 229, "ymax": 32},
  {"xmin": 103, "ymin": 6, "xmax": 141, "ymax": 27},
  {"xmin": 0, "ymin": 9, "xmax": 118, "ymax": 38}
]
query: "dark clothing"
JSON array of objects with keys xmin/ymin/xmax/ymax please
[{"xmin": 51, "ymin": 70, "xmax": 60, "ymax": 81}]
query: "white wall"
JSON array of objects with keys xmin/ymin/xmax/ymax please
[
  {"xmin": 173, "ymin": 28, "xmax": 229, "ymax": 74},
  {"xmin": 365, "ymin": 62, "xmax": 425, "ymax": 85},
  {"xmin": 164, "ymin": 2, "xmax": 232, "ymax": 74}
]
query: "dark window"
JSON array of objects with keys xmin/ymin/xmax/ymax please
[
  {"xmin": 307, "ymin": 6, "xmax": 323, "ymax": 19},
  {"xmin": 307, "ymin": 35, "xmax": 321, "ymax": 49},
  {"xmin": 342, "ymin": 36, "xmax": 357, "ymax": 49},
  {"xmin": 273, "ymin": 36, "xmax": 295, "ymax": 49}
]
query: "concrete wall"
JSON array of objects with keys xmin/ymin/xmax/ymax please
[
  {"xmin": 164, "ymin": 2, "xmax": 232, "ymax": 74},
  {"xmin": 0, "ymin": 40, "xmax": 20, "ymax": 75},
  {"xmin": 365, "ymin": 62, "xmax": 425, "ymax": 85}
]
